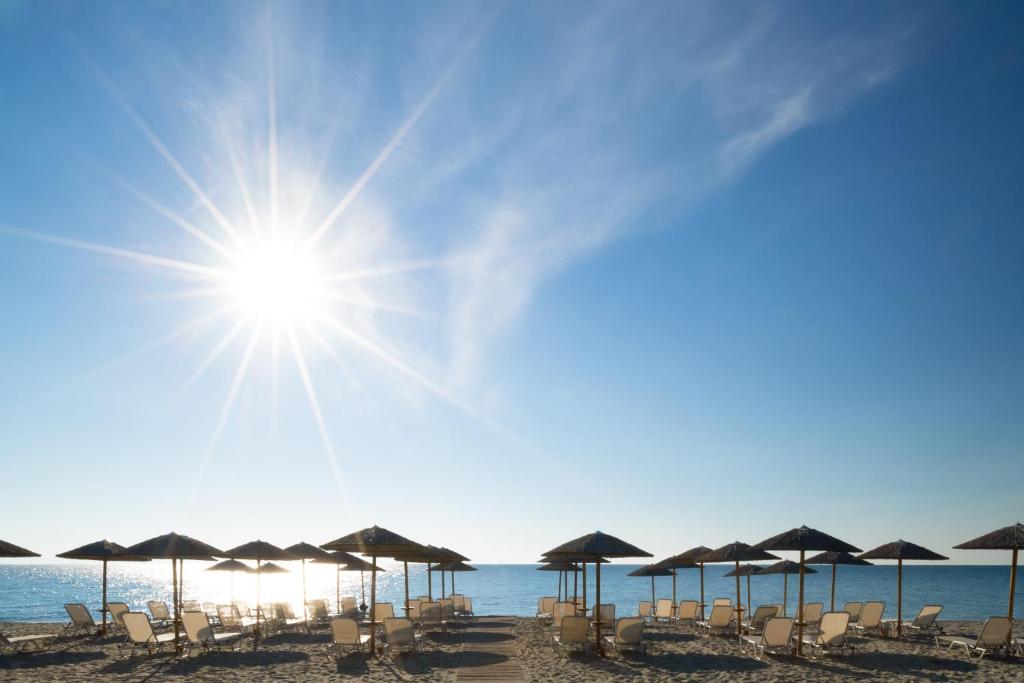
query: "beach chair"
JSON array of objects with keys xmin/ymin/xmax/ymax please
[
  {"xmin": 122, "ymin": 612, "xmax": 176, "ymax": 656},
  {"xmin": 460, "ymin": 597, "xmax": 475, "ymax": 619},
  {"xmin": 64, "ymin": 603, "xmax": 98, "ymax": 636},
  {"xmin": 274, "ymin": 603, "xmax": 306, "ymax": 630},
  {"xmin": 451, "ymin": 595, "xmax": 466, "ymax": 615},
  {"xmin": 217, "ymin": 605, "xmax": 256, "ymax": 634},
  {"xmin": 797, "ymin": 602, "xmax": 824, "ymax": 632},
  {"xmin": 419, "ymin": 602, "xmax": 444, "ymax": 633},
  {"xmin": 106, "ymin": 602, "xmax": 130, "ymax": 631},
  {"xmin": 741, "ymin": 616, "xmax": 794, "ymax": 660},
  {"xmin": 552, "ymin": 601, "xmax": 575, "ymax": 628},
  {"xmin": 654, "ymin": 598, "xmax": 674, "ymax": 622},
  {"xmin": 374, "ymin": 602, "xmax": 396, "ymax": 623},
  {"xmin": 742, "ymin": 605, "xmax": 779, "ymax": 634},
  {"xmin": 147, "ymin": 601, "xmax": 172, "ymax": 629},
  {"xmin": 329, "ymin": 617, "xmax": 370, "ymax": 656},
  {"xmin": 0, "ymin": 630, "xmax": 57, "ymax": 654},
  {"xmin": 383, "ymin": 617, "xmax": 422, "ymax": 656},
  {"xmin": 850, "ymin": 601, "xmax": 885, "ymax": 636},
  {"xmin": 637, "ymin": 600, "xmax": 652, "ymax": 621},
  {"xmin": 553, "ymin": 615, "xmax": 590, "ymax": 653},
  {"xmin": 341, "ymin": 596, "xmax": 358, "ymax": 618},
  {"xmin": 592, "ymin": 604, "xmax": 615, "ymax": 632},
  {"xmin": 696, "ymin": 604, "xmax": 734, "ymax": 635},
  {"xmin": 407, "ymin": 601, "xmax": 422, "ymax": 623},
  {"xmin": 673, "ymin": 600, "xmax": 700, "ymax": 627},
  {"xmin": 842, "ymin": 601, "xmax": 862, "ymax": 624},
  {"xmin": 439, "ymin": 599, "xmax": 456, "ymax": 625},
  {"xmin": 937, "ymin": 617, "xmax": 1013, "ymax": 660},
  {"xmin": 306, "ymin": 599, "xmax": 329, "ymax": 626},
  {"xmin": 713, "ymin": 597, "xmax": 732, "ymax": 607},
  {"xmin": 605, "ymin": 617, "xmax": 646, "ymax": 655},
  {"xmin": 798, "ymin": 611, "xmax": 852, "ymax": 657},
  {"xmin": 889, "ymin": 604, "xmax": 943, "ymax": 637},
  {"xmin": 181, "ymin": 600, "xmax": 200, "ymax": 611},
  {"xmin": 182, "ymin": 610, "xmax": 242, "ymax": 655},
  {"xmin": 537, "ymin": 596, "xmax": 556, "ymax": 620}
]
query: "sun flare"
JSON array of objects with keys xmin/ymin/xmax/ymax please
[{"xmin": 224, "ymin": 240, "xmax": 326, "ymax": 325}]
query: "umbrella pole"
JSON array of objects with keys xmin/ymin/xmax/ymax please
[
  {"xmin": 1008, "ymin": 549, "xmax": 1018, "ymax": 649},
  {"xmin": 172, "ymin": 558, "xmax": 181, "ymax": 655},
  {"xmin": 699, "ymin": 563, "xmax": 705, "ymax": 620},
  {"xmin": 897, "ymin": 558, "xmax": 903, "ymax": 638},
  {"xmin": 831, "ymin": 563, "xmax": 837, "ymax": 612},
  {"xmin": 582, "ymin": 562, "xmax": 587, "ymax": 614},
  {"xmin": 556, "ymin": 571, "xmax": 561, "ymax": 601},
  {"xmin": 783, "ymin": 573, "xmax": 788, "ymax": 617},
  {"xmin": 370, "ymin": 553, "xmax": 378, "ymax": 655},
  {"xmin": 101, "ymin": 559, "xmax": 108, "ymax": 636},
  {"xmin": 336, "ymin": 566, "xmax": 340, "ymax": 614},
  {"xmin": 573, "ymin": 567, "xmax": 578, "ymax": 606},
  {"xmin": 441, "ymin": 570, "xmax": 446, "ymax": 599},
  {"xmin": 734, "ymin": 560, "xmax": 742, "ymax": 639},
  {"xmin": 796, "ymin": 550, "xmax": 805, "ymax": 655},
  {"xmin": 452, "ymin": 570, "xmax": 456, "ymax": 595},
  {"xmin": 595, "ymin": 560, "xmax": 603, "ymax": 656},
  {"xmin": 302, "ymin": 558, "xmax": 308, "ymax": 630},
  {"xmin": 427, "ymin": 563, "xmax": 433, "ymax": 601},
  {"xmin": 672, "ymin": 570, "xmax": 676, "ymax": 609},
  {"xmin": 651, "ymin": 576, "xmax": 655, "ymax": 607},
  {"xmin": 230, "ymin": 571, "xmax": 235, "ymax": 606},
  {"xmin": 254, "ymin": 558, "xmax": 262, "ymax": 650},
  {"xmin": 404, "ymin": 561, "xmax": 410, "ymax": 614},
  {"xmin": 746, "ymin": 571, "xmax": 751, "ymax": 617},
  {"xmin": 361, "ymin": 570, "xmax": 366, "ymax": 605}
]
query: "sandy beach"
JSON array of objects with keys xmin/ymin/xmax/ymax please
[{"xmin": 3, "ymin": 617, "xmax": 1023, "ymax": 681}]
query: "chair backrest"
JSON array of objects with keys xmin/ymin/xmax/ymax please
[
  {"xmin": 615, "ymin": 617, "xmax": 644, "ymax": 645},
  {"xmin": 217, "ymin": 605, "xmax": 239, "ymax": 627},
  {"xmin": 762, "ymin": 617, "xmax": 795, "ymax": 647},
  {"xmin": 676, "ymin": 600, "xmax": 699, "ymax": 620},
  {"xmin": 816, "ymin": 611, "xmax": 850, "ymax": 646},
  {"xmin": 559, "ymin": 615, "xmax": 589, "ymax": 644},
  {"xmin": 749, "ymin": 605, "xmax": 777, "ymax": 629},
  {"xmin": 65, "ymin": 603, "xmax": 95, "ymax": 627},
  {"xmin": 842, "ymin": 601, "xmax": 863, "ymax": 622},
  {"xmin": 859, "ymin": 601, "xmax": 885, "ymax": 627},
  {"xmin": 439, "ymin": 598, "xmax": 455, "ymax": 620},
  {"xmin": 408, "ymin": 602, "xmax": 422, "ymax": 620},
  {"xmin": 182, "ymin": 610, "xmax": 214, "ymax": 645},
  {"xmin": 713, "ymin": 598, "xmax": 732, "ymax": 607},
  {"xmin": 977, "ymin": 617, "xmax": 1013, "ymax": 646},
  {"xmin": 147, "ymin": 601, "xmax": 171, "ymax": 621},
  {"xmin": 655, "ymin": 598, "xmax": 673, "ymax": 618},
  {"xmin": 463, "ymin": 597, "xmax": 473, "ymax": 613},
  {"xmin": 122, "ymin": 612, "xmax": 156, "ymax": 644},
  {"xmin": 330, "ymin": 617, "xmax": 360, "ymax": 645},
  {"xmin": 420, "ymin": 602, "xmax": 442, "ymax": 626},
  {"xmin": 913, "ymin": 604, "xmax": 942, "ymax": 627},
  {"xmin": 182, "ymin": 600, "xmax": 199, "ymax": 610},
  {"xmin": 384, "ymin": 617, "xmax": 416, "ymax": 645},
  {"xmin": 341, "ymin": 597, "xmax": 357, "ymax": 613},
  {"xmin": 452, "ymin": 595, "xmax": 465, "ymax": 611},
  {"xmin": 801, "ymin": 602, "xmax": 824, "ymax": 624},
  {"xmin": 107, "ymin": 602, "xmax": 130, "ymax": 627},
  {"xmin": 637, "ymin": 601, "xmax": 652, "ymax": 617},
  {"xmin": 709, "ymin": 604, "xmax": 732, "ymax": 627},
  {"xmin": 539, "ymin": 596, "xmax": 556, "ymax": 614},
  {"xmin": 306, "ymin": 600, "xmax": 326, "ymax": 619},
  {"xmin": 768, "ymin": 605, "xmax": 783, "ymax": 617},
  {"xmin": 596, "ymin": 603, "xmax": 615, "ymax": 625},
  {"xmin": 374, "ymin": 603, "xmax": 395, "ymax": 621},
  {"xmin": 552, "ymin": 601, "xmax": 575, "ymax": 627}
]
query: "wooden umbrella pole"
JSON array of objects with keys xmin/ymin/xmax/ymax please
[
  {"xmin": 361, "ymin": 570, "xmax": 366, "ymax": 605},
  {"xmin": 699, "ymin": 563, "xmax": 705, "ymax": 620},
  {"xmin": 1009, "ymin": 549, "xmax": 1018, "ymax": 648},
  {"xmin": 595, "ymin": 561, "xmax": 603, "ymax": 656},
  {"xmin": 254, "ymin": 558, "xmax": 262, "ymax": 650},
  {"xmin": 101, "ymin": 559, "xmax": 108, "ymax": 636},
  {"xmin": 564, "ymin": 569, "xmax": 568, "ymax": 600},
  {"xmin": 672, "ymin": 571, "xmax": 676, "ymax": 608},
  {"xmin": 441, "ymin": 569, "xmax": 446, "ymax": 599},
  {"xmin": 897, "ymin": 559, "xmax": 903, "ymax": 638},
  {"xmin": 796, "ymin": 550, "xmax": 805, "ymax": 655},
  {"xmin": 746, "ymin": 572, "xmax": 751, "ymax": 617},
  {"xmin": 427, "ymin": 563, "xmax": 433, "ymax": 601},
  {"xmin": 301, "ymin": 558, "xmax": 308, "ymax": 629},
  {"xmin": 172, "ymin": 559, "xmax": 180, "ymax": 654},
  {"xmin": 783, "ymin": 573, "xmax": 788, "ymax": 617},
  {"xmin": 336, "ymin": 566, "xmax": 340, "ymax": 613},
  {"xmin": 452, "ymin": 570, "xmax": 456, "ymax": 595},
  {"xmin": 369, "ymin": 553, "xmax": 378, "ymax": 655},
  {"xmin": 556, "ymin": 571, "xmax": 561, "ymax": 601},
  {"xmin": 404, "ymin": 561, "xmax": 410, "ymax": 613},
  {"xmin": 573, "ymin": 568, "xmax": 578, "ymax": 606},
  {"xmin": 582, "ymin": 562, "xmax": 587, "ymax": 614},
  {"xmin": 651, "ymin": 576, "xmax": 655, "ymax": 607},
  {"xmin": 831, "ymin": 563, "xmax": 837, "ymax": 612},
  {"xmin": 734, "ymin": 561, "xmax": 742, "ymax": 639}
]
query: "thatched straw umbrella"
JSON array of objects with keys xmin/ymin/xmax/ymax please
[
  {"xmin": 206, "ymin": 559, "xmax": 253, "ymax": 606},
  {"xmin": 342, "ymin": 555, "xmax": 385, "ymax": 609},
  {"xmin": 56, "ymin": 540, "xmax": 150, "ymax": 635},
  {"xmin": 759, "ymin": 560, "xmax": 817, "ymax": 617},
  {"xmin": 543, "ymin": 531, "xmax": 652, "ymax": 656},
  {"xmin": 805, "ymin": 551, "xmax": 871, "ymax": 612},
  {"xmin": 432, "ymin": 561, "xmax": 476, "ymax": 595},
  {"xmin": 954, "ymin": 522, "xmax": 1024, "ymax": 644},
  {"xmin": 661, "ymin": 546, "xmax": 711, "ymax": 619},
  {"xmin": 651, "ymin": 555, "xmax": 696, "ymax": 608},
  {"xmin": 541, "ymin": 553, "xmax": 609, "ymax": 615},
  {"xmin": 723, "ymin": 563, "xmax": 762, "ymax": 616},
  {"xmin": 392, "ymin": 545, "xmax": 444, "ymax": 613},
  {"xmin": 753, "ymin": 526, "xmax": 860, "ymax": 654},
  {"xmin": 628, "ymin": 564, "xmax": 675, "ymax": 608},
  {"xmin": 537, "ymin": 561, "xmax": 579, "ymax": 602},
  {"xmin": 224, "ymin": 540, "xmax": 297, "ymax": 649},
  {"xmin": 859, "ymin": 540, "xmax": 947, "ymax": 637},
  {"xmin": 701, "ymin": 542, "xmax": 779, "ymax": 639},
  {"xmin": 284, "ymin": 542, "xmax": 336, "ymax": 628},
  {"xmin": 321, "ymin": 525, "xmax": 422, "ymax": 654},
  {"xmin": 121, "ymin": 532, "xmax": 224, "ymax": 654},
  {"xmin": 433, "ymin": 547, "xmax": 470, "ymax": 599},
  {"xmin": 311, "ymin": 550, "xmax": 356, "ymax": 613},
  {"xmin": 0, "ymin": 539, "xmax": 39, "ymax": 558}
]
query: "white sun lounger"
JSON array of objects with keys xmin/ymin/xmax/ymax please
[
  {"xmin": 64, "ymin": 603, "xmax": 98, "ymax": 636},
  {"xmin": 937, "ymin": 617, "xmax": 1013, "ymax": 660},
  {"xmin": 330, "ymin": 617, "xmax": 371, "ymax": 656},
  {"xmin": 554, "ymin": 615, "xmax": 589, "ymax": 653},
  {"xmin": 0, "ymin": 631, "xmax": 58, "ymax": 654},
  {"xmin": 741, "ymin": 616, "xmax": 793, "ymax": 660},
  {"xmin": 696, "ymin": 604, "xmax": 734, "ymax": 636},
  {"xmin": 122, "ymin": 612, "xmax": 175, "ymax": 657},
  {"xmin": 850, "ymin": 601, "xmax": 885, "ymax": 636},
  {"xmin": 604, "ymin": 617, "xmax": 646, "ymax": 654},
  {"xmin": 798, "ymin": 611, "xmax": 852, "ymax": 657},
  {"xmin": 383, "ymin": 617, "xmax": 422, "ymax": 656}
]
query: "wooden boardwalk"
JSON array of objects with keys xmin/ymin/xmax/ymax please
[{"xmin": 455, "ymin": 617, "xmax": 525, "ymax": 682}]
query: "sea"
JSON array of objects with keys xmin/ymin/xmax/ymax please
[{"xmin": 0, "ymin": 562, "xmax": 1019, "ymax": 623}]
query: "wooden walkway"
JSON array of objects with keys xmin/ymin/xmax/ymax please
[{"xmin": 455, "ymin": 617, "xmax": 525, "ymax": 682}]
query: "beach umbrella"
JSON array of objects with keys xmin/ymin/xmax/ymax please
[
  {"xmin": 753, "ymin": 526, "xmax": 859, "ymax": 654},
  {"xmin": 432, "ymin": 561, "xmax": 476, "ymax": 595},
  {"xmin": 859, "ymin": 540, "xmax": 948, "ymax": 637},
  {"xmin": 701, "ymin": 542, "xmax": 779, "ymax": 639},
  {"xmin": 224, "ymin": 540, "xmax": 297, "ymax": 648},
  {"xmin": 206, "ymin": 559, "xmax": 253, "ymax": 606},
  {"xmin": 651, "ymin": 555, "xmax": 697, "ymax": 609},
  {"xmin": 0, "ymin": 539, "xmax": 39, "ymax": 558},
  {"xmin": 627, "ymin": 564, "xmax": 675, "ymax": 607},
  {"xmin": 954, "ymin": 522, "xmax": 1024, "ymax": 644},
  {"xmin": 661, "ymin": 546, "xmax": 712, "ymax": 619},
  {"xmin": 56, "ymin": 540, "xmax": 150, "ymax": 635},
  {"xmin": 342, "ymin": 555, "xmax": 384, "ymax": 609},
  {"xmin": 541, "ymin": 553, "xmax": 609, "ymax": 616},
  {"xmin": 391, "ymin": 545, "xmax": 445, "ymax": 614},
  {"xmin": 723, "ymin": 563, "xmax": 762, "ymax": 616},
  {"xmin": 433, "ymin": 547, "xmax": 470, "ymax": 599},
  {"xmin": 543, "ymin": 530, "xmax": 652, "ymax": 656},
  {"xmin": 284, "ymin": 542, "xmax": 336, "ymax": 627},
  {"xmin": 321, "ymin": 525, "xmax": 421, "ymax": 654},
  {"xmin": 537, "ymin": 561, "xmax": 579, "ymax": 603},
  {"xmin": 760, "ymin": 560, "xmax": 817, "ymax": 617},
  {"xmin": 121, "ymin": 532, "xmax": 224, "ymax": 654},
  {"xmin": 312, "ymin": 550, "xmax": 363, "ymax": 613},
  {"xmin": 805, "ymin": 551, "xmax": 872, "ymax": 612}
]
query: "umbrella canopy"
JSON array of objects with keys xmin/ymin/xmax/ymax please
[
  {"xmin": 659, "ymin": 546, "xmax": 711, "ymax": 617},
  {"xmin": 544, "ymin": 531, "xmax": 651, "ymax": 656},
  {"xmin": 628, "ymin": 564, "xmax": 675, "ymax": 607},
  {"xmin": 343, "ymin": 557, "xmax": 384, "ymax": 572},
  {"xmin": 224, "ymin": 540, "xmax": 296, "ymax": 648},
  {"xmin": 723, "ymin": 564, "xmax": 763, "ymax": 616},
  {"xmin": 284, "ymin": 542, "xmax": 336, "ymax": 627},
  {"xmin": 859, "ymin": 540, "xmax": 948, "ymax": 637},
  {"xmin": 207, "ymin": 559, "xmax": 253, "ymax": 572},
  {"xmin": 432, "ymin": 561, "xmax": 476, "ymax": 595},
  {"xmin": 702, "ymin": 542, "xmax": 779, "ymax": 639},
  {"xmin": 56, "ymin": 540, "xmax": 150, "ymax": 635},
  {"xmin": 650, "ymin": 555, "xmax": 696, "ymax": 608},
  {"xmin": 436, "ymin": 547, "xmax": 471, "ymax": 562},
  {"xmin": 806, "ymin": 551, "xmax": 872, "ymax": 612},
  {"xmin": 536, "ymin": 561, "xmax": 581, "ymax": 571},
  {"xmin": 393, "ymin": 544, "xmax": 450, "ymax": 604},
  {"xmin": 760, "ymin": 560, "xmax": 818, "ymax": 617},
  {"xmin": 257, "ymin": 561, "xmax": 289, "ymax": 574},
  {"xmin": 955, "ymin": 523, "xmax": 1024, "ymax": 630},
  {"xmin": 0, "ymin": 539, "xmax": 40, "ymax": 558},
  {"xmin": 312, "ymin": 550, "xmax": 361, "ymax": 614}
]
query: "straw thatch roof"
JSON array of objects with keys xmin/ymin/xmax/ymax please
[
  {"xmin": 431, "ymin": 561, "xmax": 477, "ymax": 572},
  {"xmin": 627, "ymin": 564, "xmax": 675, "ymax": 577},
  {"xmin": 207, "ymin": 559, "xmax": 253, "ymax": 573},
  {"xmin": 437, "ymin": 547, "xmax": 470, "ymax": 562},
  {"xmin": 536, "ymin": 561, "xmax": 581, "ymax": 572},
  {"xmin": 312, "ymin": 550, "xmax": 362, "ymax": 565},
  {"xmin": 56, "ymin": 540, "xmax": 149, "ymax": 562},
  {"xmin": 651, "ymin": 555, "xmax": 697, "ymax": 570},
  {"xmin": 753, "ymin": 526, "xmax": 860, "ymax": 553},
  {"xmin": 543, "ymin": 531, "xmax": 652, "ymax": 560},
  {"xmin": 806, "ymin": 551, "xmax": 872, "ymax": 566},
  {"xmin": 121, "ymin": 532, "xmax": 223, "ymax": 560},
  {"xmin": 954, "ymin": 523, "xmax": 1024, "ymax": 550},
  {"xmin": 256, "ymin": 562, "xmax": 289, "ymax": 574},
  {"xmin": 393, "ymin": 545, "xmax": 449, "ymax": 563},
  {"xmin": 342, "ymin": 556, "xmax": 385, "ymax": 572},
  {"xmin": 723, "ymin": 563, "xmax": 764, "ymax": 577},
  {"xmin": 0, "ymin": 539, "xmax": 39, "ymax": 558},
  {"xmin": 321, "ymin": 525, "xmax": 422, "ymax": 555},
  {"xmin": 859, "ymin": 540, "xmax": 948, "ymax": 561},
  {"xmin": 701, "ymin": 542, "xmax": 779, "ymax": 563},
  {"xmin": 760, "ymin": 559, "xmax": 818, "ymax": 575},
  {"xmin": 284, "ymin": 542, "xmax": 336, "ymax": 561},
  {"xmin": 225, "ymin": 540, "xmax": 297, "ymax": 561}
]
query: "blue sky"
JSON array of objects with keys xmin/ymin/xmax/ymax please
[{"xmin": 0, "ymin": 1, "xmax": 1022, "ymax": 564}]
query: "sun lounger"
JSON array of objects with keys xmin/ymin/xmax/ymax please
[
  {"xmin": 217, "ymin": 605, "xmax": 256, "ymax": 634},
  {"xmin": 673, "ymin": 600, "xmax": 700, "ymax": 627},
  {"xmin": 341, "ymin": 597, "xmax": 358, "ymax": 618},
  {"xmin": 537, "ymin": 596, "xmax": 556, "ymax": 620},
  {"xmin": 850, "ymin": 601, "xmax": 885, "ymax": 636},
  {"xmin": 885, "ymin": 604, "xmax": 943, "ymax": 637},
  {"xmin": 383, "ymin": 617, "xmax": 422, "ymax": 656},
  {"xmin": 306, "ymin": 600, "xmax": 329, "ymax": 626},
  {"xmin": 592, "ymin": 604, "xmax": 615, "ymax": 631},
  {"xmin": 106, "ymin": 602, "xmax": 130, "ymax": 631},
  {"xmin": 637, "ymin": 600, "xmax": 652, "ymax": 621},
  {"xmin": 552, "ymin": 601, "xmax": 575, "ymax": 628},
  {"xmin": 604, "ymin": 617, "xmax": 645, "ymax": 654},
  {"xmin": 419, "ymin": 602, "xmax": 445, "ymax": 633},
  {"xmin": 182, "ymin": 610, "xmax": 242, "ymax": 655},
  {"xmin": 842, "ymin": 601, "xmax": 862, "ymax": 624},
  {"xmin": 696, "ymin": 604, "xmax": 734, "ymax": 635},
  {"xmin": 937, "ymin": 617, "xmax": 1013, "ymax": 660},
  {"xmin": 64, "ymin": 603, "xmax": 98, "ymax": 636},
  {"xmin": 554, "ymin": 615, "xmax": 589, "ymax": 652},
  {"xmin": 713, "ymin": 598, "xmax": 732, "ymax": 607},
  {"xmin": 796, "ymin": 602, "xmax": 824, "ymax": 631},
  {"xmin": 458, "ymin": 597, "xmax": 475, "ymax": 618},
  {"xmin": 147, "ymin": 601, "xmax": 172, "ymax": 629},
  {"xmin": 741, "ymin": 616, "xmax": 794, "ymax": 660},
  {"xmin": 274, "ymin": 603, "xmax": 306, "ymax": 630},
  {"xmin": 742, "ymin": 605, "xmax": 779, "ymax": 634},
  {"xmin": 798, "ymin": 611, "xmax": 852, "ymax": 657},
  {"xmin": 330, "ymin": 617, "xmax": 370, "ymax": 656},
  {"xmin": 0, "ymin": 631, "xmax": 57, "ymax": 654},
  {"xmin": 122, "ymin": 612, "xmax": 176, "ymax": 656},
  {"xmin": 654, "ymin": 598, "xmax": 674, "ymax": 622}
]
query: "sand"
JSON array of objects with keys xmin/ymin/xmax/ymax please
[{"xmin": 2, "ymin": 617, "xmax": 1023, "ymax": 681}]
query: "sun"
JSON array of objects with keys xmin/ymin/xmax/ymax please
[{"xmin": 223, "ymin": 239, "xmax": 326, "ymax": 325}]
